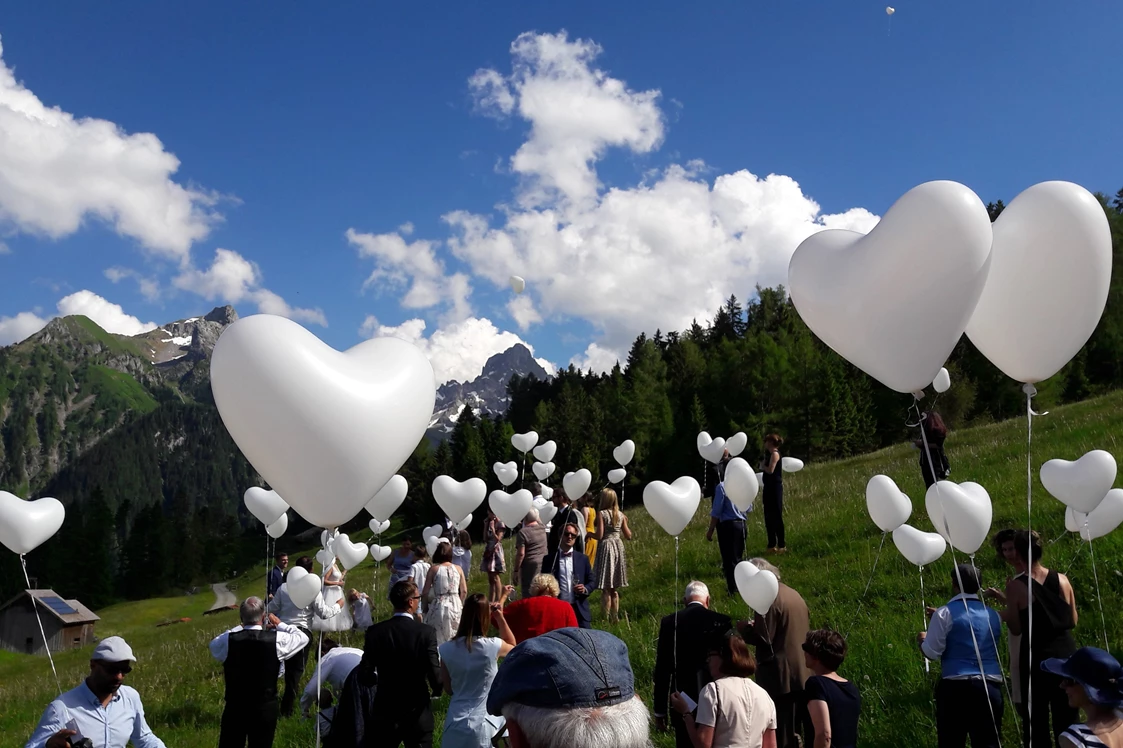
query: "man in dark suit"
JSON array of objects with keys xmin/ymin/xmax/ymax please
[
  {"xmin": 542, "ymin": 521, "xmax": 596, "ymax": 628},
  {"xmin": 653, "ymin": 581, "xmax": 732, "ymax": 748},
  {"xmin": 546, "ymin": 488, "xmax": 583, "ymax": 557},
  {"xmin": 358, "ymin": 580, "xmax": 441, "ymax": 748},
  {"xmin": 267, "ymin": 552, "xmax": 287, "ymax": 601}
]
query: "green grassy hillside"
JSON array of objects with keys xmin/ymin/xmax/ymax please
[{"xmin": 3, "ymin": 391, "xmax": 1122, "ymax": 747}]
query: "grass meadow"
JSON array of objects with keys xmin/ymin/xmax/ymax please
[{"xmin": 3, "ymin": 390, "xmax": 1123, "ymax": 746}]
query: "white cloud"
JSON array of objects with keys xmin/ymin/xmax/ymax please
[
  {"xmin": 571, "ymin": 342, "xmax": 622, "ymax": 375},
  {"xmin": 0, "ymin": 38, "xmax": 220, "ymax": 259},
  {"xmin": 56, "ymin": 290, "xmax": 157, "ymax": 336},
  {"xmin": 174, "ymin": 248, "xmax": 327, "ymax": 326},
  {"xmin": 507, "ymin": 295, "xmax": 542, "ymax": 331},
  {"xmin": 0, "ymin": 310, "xmax": 48, "ymax": 345},
  {"xmin": 366, "ymin": 316, "xmax": 550, "ymax": 385},
  {"xmin": 104, "ymin": 267, "xmax": 160, "ymax": 301},
  {"xmin": 0, "ymin": 240, "xmax": 10, "ymax": 254}
]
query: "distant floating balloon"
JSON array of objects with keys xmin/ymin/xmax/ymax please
[
  {"xmin": 510, "ymin": 276, "xmax": 525, "ymax": 294},
  {"xmin": 886, "ymin": 6, "xmax": 895, "ymax": 15}
]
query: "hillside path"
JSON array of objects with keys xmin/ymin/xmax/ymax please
[{"xmin": 209, "ymin": 583, "xmax": 235, "ymax": 611}]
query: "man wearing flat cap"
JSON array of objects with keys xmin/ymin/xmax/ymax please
[
  {"xmin": 26, "ymin": 636, "xmax": 165, "ymax": 748},
  {"xmin": 486, "ymin": 628, "xmax": 651, "ymax": 748}
]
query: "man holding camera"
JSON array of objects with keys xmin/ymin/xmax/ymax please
[{"xmin": 25, "ymin": 636, "xmax": 165, "ymax": 748}]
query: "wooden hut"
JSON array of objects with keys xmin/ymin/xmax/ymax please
[{"xmin": 0, "ymin": 589, "xmax": 100, "ymax": 655}]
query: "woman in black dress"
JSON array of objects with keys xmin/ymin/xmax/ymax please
[
  {"xmin": 914, "ymin": 410, "xmax": 950, "ymax": 488},
  {"xmin": 802, "ymin": 629, "xmax": 861, "ymax": 748},
  {"xmin": 760, "ymin": 433, "xmax": 785, "ymax": 553}
]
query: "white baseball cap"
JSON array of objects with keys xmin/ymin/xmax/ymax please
[{"xmin": 92, "ymin": 636, "xmax": 136, "ymax": 663}]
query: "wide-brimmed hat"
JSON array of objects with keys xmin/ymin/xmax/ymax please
[{"xmin": 1041, "ymin": 647, "xmax": 1123, "ymax": 708}]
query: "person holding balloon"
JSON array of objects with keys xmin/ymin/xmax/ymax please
[
  {"xmin": 760, "ymin": 434, "xmax": 787, "ymax": 554},
  {"xmin": 706, "ymin": 449, "xmax": 747, "ymax": 598},
  {"xmin": 913, "ymin": 411, "xmax": 950, "ymax": 489}
]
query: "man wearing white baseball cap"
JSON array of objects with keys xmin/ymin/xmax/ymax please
[{"xmin": 25, "ymin": 636, "xmax": 165, "ymax": 748}]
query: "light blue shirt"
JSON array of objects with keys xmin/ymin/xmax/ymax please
[
  {"xmin": 710, "ymin": 483, "xmax": 747, "ymax": 522},
  {"xmin": 26, "ymin": 681, "xmax": 165, "ymax": 748}
]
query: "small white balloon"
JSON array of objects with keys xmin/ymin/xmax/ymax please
[
  {"xmin": 510, "ymin": 275, "xmax": 526, "ymax": 294},
  {"xmin": 699, "ymin": 436, "xmax": 727, "ymax": 464},
  {"xmin": 608, "ymin": 468, "xmax": 627, "ymax": 484},
  {"xmin": 0, "ymin": 492, "xmax": 66, "ymax": 555},
  {"xmin": 723, "ymin": 458, "xmax": 759, "ymax": 512},
  {"xmin": 315, "ymin": 548, "xmax": 336, "ymax": 569},
  {"xmin": 866, "ymin": 475, "xmax": 911, "ymax": 533},
  {"xmin": 334, "ymin": 533, "xmax": 370, "ymax": 570},
  {"xmin": 1041, "ymin": 450, "xmax": 1118, "ymax": 515},
  {"xmin": 266, "ymin": 513, "xmax": 288, "ymax": 539},
  {"xmin": 538, "ymin": 502, "xmax": 558, "ymax": 525},
  {"xmin": 422, "ymin": 524, "xmax": 443, "ymax": 543},
  {"xmin": 892, "ymin": 524, "xmax": 946, "ymax": 567},
  {"xmin": 613, "ymin": 440, "xmax": 636, "ymax": 467},
  {"xmin": 533, "ymin": 441, "xmax": 557, "ymax": 463},
  {"xmin": 1069, "ymin": 489, "xmax": 1123, "ymax": 541},
  {"xmin": 532, "ymin": 462, "xmax": 553, "ymax": 481},
  {"xmin": 886, "ymin": 6, "xmax": 895, "ymax": 15},
  {"xmin": 735, "ymin": 561, "xmax": 779, "ymax": 614},
  {"xmin": 365, "ymin": 474, "xmax": 407, "ymax": 522},
  {"xmin": 725, "ymin": 432, "xmax": 748, "ymax": 458},
  {"xmin": 368, "ymin": 518, "xmax": 391, "ymax": 535},
  {"xmin": 369, "ymin": 544, "xmax": 392, "ymax": 562},
  {"xmin": 454, "ymin": 514, "xmax": 473, "ymax": 532},
  {"xmin": 563, "ymin": 469, "xmax": 593, "ymax": 500},
  {"xmin": 511, "ymin": 431, "xmax": 539, "ymax": 454},
  {"xmin": 432, "ymin": 475, "xmax": 487, "ymax": 525},
  {"xmin": 490, "ymin": 489, "xmax": 534, "ymax": 529},
  {"xmin": 540, "ymin": 484, "xmax": 554, "ymax": 501},
  {"xmin": 781, "ymin": 457, "xmax": 804, "ymax": 473},
  {"xmin": 925, "ymin": 480, "xmax": 993, "ymax": 554},
  {"xmin": 932, "ymin": 368, "xmax": 951, "ymax": 394}
]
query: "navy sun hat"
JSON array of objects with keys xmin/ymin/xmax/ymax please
[
  {"xmin": 1041, "ymin": 647, "xmax": 1123, "ymax": 708},
  {"xmin": 487, "ymin": 628, "xmax": 635, "ymax": 716}
]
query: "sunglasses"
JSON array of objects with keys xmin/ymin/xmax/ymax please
[
  {"xmin": 562, "ymin": 532, "xmax": 578, "ymax": 539},
  {"xmin": 99, "ymin": 662, "xmax": 132, "ymax": 676}
]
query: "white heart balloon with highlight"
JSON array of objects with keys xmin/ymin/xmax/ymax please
[
  {"xmin": 369, "ymin": 545, "xmax": 392, "ymax": 562},
  {"xmin": 782, "ymin": 457, "xmax": 804, "ymax": 473},
  {"xmin": 563, "ymin": 469, "xmax": 593, "ymax": 500},
  {"xmin": 455, "ymin": 514, "xmax": 473, "ymax": 532},
  {"xmin": 266, "ymin": 513, "xmax": 288, "ymax": 539},
  {"xmin": 613, "ymin": 440, "xmax": 636, "ymax": 467},
  {"xmin": 315, "ymin": 548, "xmax": 336, "ymax": 569},
  {"xmin": 1067, "ymin": 489, "xmax": 1123, "ymax": 541},
  {"xmin": 925, "ymin": 480, "xmax": 993, "ymax": 554},
  {"xmin": 1041, "ymin": 450, "xmax": 1117, "ymax": 515},
  {"xmin": 933, "ymin": 368, "xmax": 951, "ymax": 394},
  {"xmin": 432, "ymin": 476, "xmax": 487, "ymax": 525},
  {"xmin": 333, "ymin": 534, "xmax": 370, "ymax": 570},
  {"xmin": 494, "ymin": 462, "xmax": 519, "ymax": 487},
  {"xmin": 540, "ymin": 485, "xmax": 554, "ymax": 501},
  {"xmin": 892, "ymin": 524, "xmax": 947, "ymax": 568},
  {"xmin": 365, "ymin": 475, "xmax": 407, "ymax": 522},
  {"xmin": 368, "ymin": 518, "xmax": 390, "ymax": 535},
  {"xmin": 608, "ymin": 468, "xmax": 627, "ymax": 485},
  {"xmin": 699, "ymin": 437, "xmax": 727, "ymax": 464},
  {"xmin": 735, "ymin": 561, "xmax": 779, "ymax": 614},
  {"xmin": 533, "ymin": 441, "xmax": 557, "ymax": 463},
  {"xmin": 532, "ymin": 462, "xmax": 554, "ymax": 481},
  {"xmin": 725, "ymin": 433, "xmax": 748, "ymax": 458},
  {"xmin": 538, "ymin": 502, "xmax": 558, "ymax": 525},
  {"xmin": 644, "ymin": 477, "xmax": 701, "ymax": 536},
  {"xmin": 285, "ymin": 566, "xmax": 323, "ymax": 609},
  {"xmin": 244, "ymin": 487, "xmax": 289, "ymax": 526},
  {"xmin": 0, "ymin": 492, "xmax": 65, "ymax": 555},
  {"xmin": 490, "ymin": 489, "xmax": 534, "ymax": 529},
  {"xmin": 422, "ymin": 524, "xmax": 443, "ymax": 543},
  {"xmin": 723, "ymin": 458, "xmax": 759, "ymax": 512},
  {"xmin": 511, "ymin": 432, "xmax": 539, "ymax": 454},
  {"xmin": 865, "ymin": 475, "xmax": 911, "ymax": 533}
]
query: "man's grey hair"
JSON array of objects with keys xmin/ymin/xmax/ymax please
[
  {"xmin": 502, "ymin": 695, "xmax": 652, "ymax": 748},
  {"xmin": 240, "ymin": 596, "xmax": 266, "ymax": 625},
  {"xmin": 683, "ymin": 581, "xmax": 709, "ymax": 603},
  {"xmin": 749, "ymin": 558, "xmax": 781, "ymax": 580},
  {"xmin": 524, "ymin": 508, "xmax": 540, "ymax": 524}
]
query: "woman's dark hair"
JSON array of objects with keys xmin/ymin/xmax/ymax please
[
  {"xmin": 389, "ymin": 580, "xmax": 418, "ymax": 610},
  {"xmin": 295, "ymin": 555, "xmax": 314, "ymax": 573},
  {"xmin": 413, "ymin": 545, "xmax": 429, "ymax": 561},
  {"xmin": 764, "ymin": 433, "xmax": 784, "ymax": 448},
  {"xmin": 712, "ymin": 631, "xmax": 756, "ymax": 678},
  {"xmin": 433, "ymin": 541, "xmax": 454, "ymax": 564},
  {"xmin": 803, "ymin": 629, "xmax": 847, "ymax": 672},
  {"xmin": 1012, "ymin": 529, "xmax": 1044, "ymax": 564},
  {"xmin": 925, "ymin": 411, "xmax": 948, "ymax": 439},
  {"xmin": 458, "ymin": 530, "xmax": 473, "ymax": 550},
  {"xmin": 453, "ymin": 593, "xmax": 491, "ymax": 651},
  {"xmin": 991, "ymin": 529, "xmax": 1017, "ymax": 559}
]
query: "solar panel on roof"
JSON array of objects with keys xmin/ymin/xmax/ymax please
[{"xmin": 39, "ymin": 596, "xmax": 78, "ymax": 615}]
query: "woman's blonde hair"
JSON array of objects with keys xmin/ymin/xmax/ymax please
[
  {"xmin": 529, "ymin": 573, "xmax": 560, "ymax": 598},
  {"xmin": 599, "ymin": 488, "xmax": 621, "ymax": 527}
]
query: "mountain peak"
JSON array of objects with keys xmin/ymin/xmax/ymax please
[{"xmin": 481, "ymin": 343, "xmax": 546, "ymax": 381}]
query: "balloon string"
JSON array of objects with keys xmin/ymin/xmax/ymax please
[
  {"xmin": 1025, "ymin": 384, "xmax": 1035, "ymax": 748},
  {"xmin": 919, "ymin": 566, "xmax": 929, "ymax": 674},
  {"xmin": 21, "ymin": 555, "xmax": 63, "ymax": 696},
  {"xmin": 316, "ymin": 629, "xmax": 323, "ymax": 748},
  {"xmin": 1087, "ymin": 532, "xmax": 1110, "ymax": 653},
  {"xmin": 673, "ymin": 535, "xmax": 679, "ymax": 676},
  {"xmin": 846, "ymin": 532, "xmax": 887, "ymax": 638}
]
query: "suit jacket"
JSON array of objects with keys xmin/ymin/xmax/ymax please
[
  {"xmin": 738, "ymin": 583, "xmax": 811, "ymax": 695},
  {"xmin": 653, "ymin": 603, "xmax": 732, "ymax": 715},
  {"xmin": 358, "ymin": 614, "xmax": 440, "ymax": 714},
  {"xmin": 547, "ymin": 505, "xmax": 584, "ymax": 555},
  {"xmin": 541, "ymin": 548, "xmax": 596, "ymax": 627}
]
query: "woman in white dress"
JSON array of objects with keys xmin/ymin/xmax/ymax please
[
  {"xmin": 314, "ymin": 558, "xmax": 353, "ymax": 632},
  {"xmin": 423, "ymin": 541, "xmax": 467, "ymax": 646},
  {"xmin": 438, "ymin": 594, "xmax": 517, "ymax": 747}
]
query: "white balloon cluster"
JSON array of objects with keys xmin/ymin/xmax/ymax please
[{"xmin": 1043, "ymin": 451, "xmax": 1123, "ymax": 541}]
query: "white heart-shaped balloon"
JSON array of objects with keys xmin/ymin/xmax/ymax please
[
  {"xmin": 1041, "ymin": 450, "xmax": 1117, "ymax": 515},
  {"xmin": 782, "ymin": 457, "xmax": 804, "ymax": 473},
  {"xmin": 370, "ymin": 544, "xmax": 392, "ymax": 562},
  {"xmin": 316, "ymin": 548, "xmax": 336, "ymax": 569},
  {"xmin": 455, "ymin": 514, "xmax": 473, "ymax": 532},
  {"xmin": 925, "ymin": 480, "xmax": 992, "ymax": 554},
  {"xmin": 700, "ymin": 438, "xmax": 727, "ymax": 464},
  {"xmin": 432, "ymin": 475, "xmax": 487, "ymax": 525},
  {"xmin": 422, "ymin": 524, "xmax": 443, "ymax": 542},
  {"xmin": 613, "ymin": 440, "xmax": 636, "ymax": 467},
  {"xmin": 494, "ymin": 461, "xmax": 519, "ymax": 487},
  {"xmin": 538, "ymin": 502, "xmax": 558, "ymax": 525},
  {"xmin": 697, "ymin": 432, "xmax": 713, "ymax": 451},
  {"xmin": 723, "ymin": 458, "xmax": 759, "ymax": 512},
  {"xmin": 285, "ymin": 567, "xmax": 322, "ymax": 609},
  {"xmin": 532, "ymin": 462, "xmax": 552, "ymax": 481},
  {"xmin": 1067, "ymin": 489, "xmax": 1123, "ymax": 541},
  {"xmin": 967, "ymin": 182, "xmax": 1112, "ymax": 384},
  {"xmin": 510, "ymin": 275, "xmax": 525, "ymax": 294},
  {"xmin": 321, "ymin": 529, "xmax": 339, "ymax": 550},
  {"xmin": 0, "ymin": 492, "xmax": 65, "ymax": 555},
  {"xmin": 735, "ymin": 562, "xmax": 779, "ymax": 614},
  {"xmin": 244, "ymin": 487, "xmax": 289, "ymax": 526},
  {"xmin": 532, "ymin": 441, "xmax": 557, "ymax": 463},
  {"xmin": 608, "ymin": 468, "xmax": 627, "ymax": 484},
  {"xmin": 644, "ymin": 477, "xmax": 701, "ymax": 536},
  {"xmin": 539, "ymin": 484, "xmax": 554, "ymax": 501},
  {"xmin": 892, "ymin": 524, "xmax": 947, "ymax": 568},
  {"xmin": 211, "ymin": 315, "xmax": 436, "ymax": 529},
  {"xmin": 512, "ymin": 431, "xmax": 539, "ymax": 454},
  {"xmin": 933, "ymin": 368, "xmax": 951, "ymax": 394},
  {"xmin": 532, "ymin": 497, "xmax": 548, "ymax": 509},
  {"xmin": 725, "ymin": 433, "xmax": 748, "ymax": 458},
  {"xmin": 563, "ymin": 469, "xmax": 593, "ymax": 500},
  {"xmin": 365, "ymin": 475, "xmax": 407, "ymax": 522},
  {"xmin": 790, "ymin": 181, "xmax": 992, "ymax": 393},
  {"xmin": 865, "ymin": 475, "xmax": 912, "ymax": 533},
  {"xmin": 490, "ymin": 489, "xmax": 534, "ymax": 528},
  {"xmin": 368, "ymin": 518, "xmax": 391, "ymax": 535},
  {"xmin": 266, "ymin": 513, "xmax": 288, "ymax": 539},
  {"xmin": 425, "ymin": 536, "xmax": 440, "ymax": 556},
  {"xmin": 333, "ymin": 533, "xmax": 369, "ymax": 570}
]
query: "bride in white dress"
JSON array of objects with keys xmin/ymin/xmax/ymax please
[
  {"xmin": 313, "ymin": 559, "xmax": 353, "ymax": 632},
  {"xmin": 422, "ymin": 541, "xmax": 466, "ymax": 646}
]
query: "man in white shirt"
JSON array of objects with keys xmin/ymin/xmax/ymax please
[
  {"xmin": 266, "ymin": 555, "xmax": 344, "ymax": 717},
  {"xmin": 299, "ymin": 638, "xmax": 364, "ymax": 718},
  {"xmin": 542, "ymin": 523, "xmax": 595, "ymax": 628}
]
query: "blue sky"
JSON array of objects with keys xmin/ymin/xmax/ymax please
[{"xmin": 0, "ymin": 1, "xmax": 1119, "ymax": 382}]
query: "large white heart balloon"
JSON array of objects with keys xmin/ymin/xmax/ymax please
[
  {"xmin": 865, "ymin": 475, "xmax": 911, "ymax": 533},
  {"xmin": 789, "ymin": 181, "xmax": 992, "ymax": 393},
  {"xmin": 316, "ymin": 548, "xmax": 336, "ymax": 568},
  {"xmin": 490, "ymin": 489, "xmax": 534, "ymax": 529},
  {"xmin": 333, "ymin": 533, "xmax": 369, "ymax": 570},
  {"xmin": 933, "ymin": 368, "xmax": 951, "ymax": 394},
  {"xmin": 608, "ymin": 468, "xmax": 627, "ymax": 484},
  {"xmin": 532, "ymin": 462, "xmax": 553, "ymax": 481},
  {"xmin": 892, "ymin": 524, "xmax": 947, "ymax": 567},
  {"xmin": 966, "ymin": 182, "xmax": 1112, "ymax": 384},
  {"xmin": 370, "ymin": 544, "xmax": 392, "ymax": 562},
  {"xmin": 734, "ymin": 562, "xmax": 779, "ymax": 614},
  {"xmin": 455, "ymin": 514, "xmax": 473, "ymax": 532},
  {"xmin": 365, "ymin": 475, "xmax": 407, "ymax": 522},
  {"xmin": 1041, "ymin": 450, "xmax": 1117, "ymax": 515},
  {"xmin": 266, "ymin": 513, "xmax": 288, "ymax": 539},
  {"xmin": 563, "ymin": 469, "xmax": 593, "ymax": 500},
  {"xmin": 422, "ymin": 524, "xmax": 443, "ymax": 542},
  {"xmin": 532, "ymin": 441, "xmax": 557, "ymax": 463},
  {"xmin": 1067, "ymin": 489, "xmax": 1123, "ymax": 541},
  {"xmin": 925, "ymin": 481, "xmax": 992, "ymax": 554},
  {"xmin": 725, "ymin": 433, "xmax": 748, "ymax": 458},
  {"xmin": 511, "ymin": 432, "xmax": 539, "ymax": 454},
  {"xmin": 211, "ymin": 315, "xmax": 435, "ymax": 529},
  {"xmin": 285, "ymin": 567, "xmax": 322, "ymax": 609},
  {"xmin": 368, "ymin": 518, "xmax": 391, "ymax": 535},
  {"xmin": 494, "ymin": 461, "xmax": 519, "ymax": 487},
  {"xmin": 723, "ymin": 458, "xmax": 759, "ymax": 512},
  {"xmin": 0, "ymin": 492, "xmax": 66, "ymax": 555},
  {"xmin": 613, "ymin": 440, "xmax": 636, "ymax": 467},
  {"xmin": 782, "ymin": 457, "xmax": 804, "ymax": 473},
  {"xmin": 432, "ymin": 476, "xmax": 486, "ymax": 525},
  {"xmin": 644, "ymin": 477, "xmax": 701, "ymax": 536},
  {"xmin": 245, "ymin": 487, "xmax": 289, "ymax": 526},
  {"xmin": 699, "ymin": 438, "xmax": 727, "ymax": 464}
]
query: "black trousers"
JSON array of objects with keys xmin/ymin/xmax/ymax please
[
  {"xmin": 716, "ymin": 520, "xmax": 745, "ymax": 595},
  {"xmin": 671, "ymin": 711, "xmax": 692, "ymax": 748},
  {"xmin": 763, "ymin": 491, "xmax": 785, "ymax": 549},
  {"xmin": 280, "ymin": 626, "xmax": 312, "ymax": 717},
  {"xmin": 1018, "ymin": 667, "xmax": 1079, "ymax": 748},
  {"xmin": 773, "ymin": 692, "xmax": 809, "ymax": 748},
  {"xmin": 365, "ymin": 705, "xmax": 434, "ymax": 748},
  {"xmin": 219, "ymin": 700, "xmax": 279, "ymax": 748},
  {"xmin": 936, "ymin": 679, "xmax": 1003, "ymax": 748}
]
